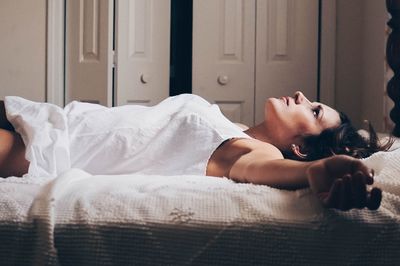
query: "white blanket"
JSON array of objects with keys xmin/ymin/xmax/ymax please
[
  {"xmin": 1, "ymin": 147, "xmax": 400, "ymax": 265},
  {"xmin": 4, "ymin": 95, "xmax": 250, "ymax": 178}
]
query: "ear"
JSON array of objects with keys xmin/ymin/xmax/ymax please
[{"xmin": 291, "ymin": 144, "xmax": 308, "ymax": 160}]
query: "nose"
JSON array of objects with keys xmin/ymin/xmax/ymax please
[{"xmin": 294, "ymin": 91, "xmax": 311, "ymax": 105}]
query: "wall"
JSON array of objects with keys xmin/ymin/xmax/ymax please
[
  {"xmin": 335, "ymin": 0, "xmax": 364, "ymax": 128},
  {"xmin": 0, "ymin": 0, "xmax": 46, "ymax": 101},
  {"xmin": 361, "ymin": 0, "xmax": 387, "ymax": 131},
  {"xmin": 335, "ymin": 0, "xmax": 387, "ymax": 131}
]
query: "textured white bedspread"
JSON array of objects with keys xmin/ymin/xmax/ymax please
[{"xmin": 1, "ymin": 147, "xmax": 400, "ymax": 265}]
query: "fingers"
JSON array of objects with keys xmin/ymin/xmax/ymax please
[
  {"xmin": 323, "ymin": 179, "xmax": 341, "ymax": 209},
  {"xmin": 366, "ymin": 187, "xmax": 382, "ymax": 210},
  {"xmin": 326, "ymin": 175, "xmax": 364, "ymax": 211},
  {"xmin": 323, "ymin": 172, "xmax": 381, "ymax": 211},
  {"xmin": 312, "ymin": 156, "xmax": 381, "ymax": 211},
  {"xmin": 366, "ymin": 169, "xmax": 374, "ymax": 185},
  {"xmin": 351, "ymin": 172, "xmax": 367, "ymax": 209},
  {"xmin": 339, "ymin": 175, "xmax": 352, "ymax": 211},
  {"xmin": 351, "ymin": 160, "xmax": 374, "ymax": 185}
]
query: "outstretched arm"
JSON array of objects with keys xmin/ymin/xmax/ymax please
[
  {"xmin": 230, "ymin": 149, "xmax": 312, "ymax": 189},
  {"xmin": 225, "ymin": 139, "xmax": 381, "ymax": 211},
  {"xmin": 0, "ymin": 101, "xmax": 14, "ymax": 131}
]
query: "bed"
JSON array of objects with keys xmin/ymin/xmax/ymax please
[
  {"xmin": 1, "ymin": 145, "xmax": 400, "ymax": 266},
  {"xmin": 1, "ymin": 1, "xmax": 400, "ymax": 265}
]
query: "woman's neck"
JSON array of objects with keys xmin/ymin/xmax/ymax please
[
  {"xmin": 244, "ymin": 122, "xmax": 289, "ymax": 151},
  {"xmin": 244, "ymin": 122, "xmax": 270, "ymax": 142}
]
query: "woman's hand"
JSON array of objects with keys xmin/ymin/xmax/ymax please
[{"xmin": 306, "ymin": 155, "xmax": 382, "ymax": 211}]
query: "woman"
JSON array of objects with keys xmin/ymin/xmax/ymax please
[{"xmin": 0, "ymin": 92, "xmax": 391, "ymax": 211}]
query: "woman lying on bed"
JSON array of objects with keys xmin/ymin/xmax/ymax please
[{"xmin": 0, "ymin": 92, "xmax": 392, "ymax": 211}]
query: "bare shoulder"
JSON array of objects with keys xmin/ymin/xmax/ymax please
[
  {"xmin": 207, "ymin": 138, "xmax": 283, "ymax": 177},
  {"xmin": 226, "ymin": 138, "xmax": 283, "ymax": 158}
]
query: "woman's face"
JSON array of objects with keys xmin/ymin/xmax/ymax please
[{"xmin": 264, "ymin": 91, "xmax": 341, "ymax": 144}]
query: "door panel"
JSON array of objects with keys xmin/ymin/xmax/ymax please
[{"xmin": 65, "ymin": 0, "xmax": 113, "ymax": 106}]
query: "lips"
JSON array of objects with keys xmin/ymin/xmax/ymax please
[{"xmin": 280, "ymin": 97, "xmax": 289, "ymax": 106}]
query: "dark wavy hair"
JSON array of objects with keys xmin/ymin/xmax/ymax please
[{"xmin": 286, "ymin": 112, "xmax": 394, "ymax": 161}]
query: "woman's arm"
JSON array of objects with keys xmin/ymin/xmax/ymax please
[
  {"xmin": 231, "ymin": 150, "xmax": 312, "ymax": 189},
  {"xmin": 0, "ymin": 101, "xmax": 14, "ymax": 131},
  {"xmin": 221, "ymin": 139, "xmax": 381, "ymax": 210},
  {"xmin": 211, "ymin": 138, "xmax": 311, "ymax": 189}
]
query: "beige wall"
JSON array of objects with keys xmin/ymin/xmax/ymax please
[
  {"xmin": 335, "ymin": 0, "xmax": 387, "ymax": 131},
  {"xmin": 335, "ymin": 0, "xmax": 364, "ymax": 128},
  {"xmin": 361, "ymin": 0, "xmax": 387, "ymax": 131},
  {"xmin": 0, "ymin": 0, "xmax": 46, "ymax": 101}
]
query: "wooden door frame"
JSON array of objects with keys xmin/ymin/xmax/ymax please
[
  {"xmin": 46, "ymin": 0, "xmax": 65, "ymax": 106},
  {"xmin": 47, "ymin": 0, "xmax": 336, "ymax": 107}
]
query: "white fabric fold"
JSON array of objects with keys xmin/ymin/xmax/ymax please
[{"xmin": 5, "ymin": 96, "xmax": 70, "ymax": 177}]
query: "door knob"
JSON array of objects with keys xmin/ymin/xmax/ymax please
[
  {"xmin": 140, "ymin": 74, "xmax": 151, "ymax": 84},
  {"xmin": 217, "ymin": 75, "xmax": 229, "ymax": 85}
]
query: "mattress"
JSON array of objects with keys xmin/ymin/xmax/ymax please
[{"xmin": 1, "ymin": 146, "xmax": 400, "ymax": 266}]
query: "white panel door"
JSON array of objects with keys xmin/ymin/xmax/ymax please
[
  {"xmin": 115, "ymin": 0, "xmax": 171, "ymax": 106},
  {"xmin": 255, "ymin": 0, "xmax": 319, "ymax": 123},
  {"xmin": 65, "ymin": 0, "xmax": 113, "ymax": 106},
  {"xmin": 193, "ymin": 0, "xmax": 256, "ymax": 126}
]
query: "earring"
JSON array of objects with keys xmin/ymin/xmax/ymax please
[{"xmin": 291, "ymin": 144, "xmax": 308, "ymax": 160}]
